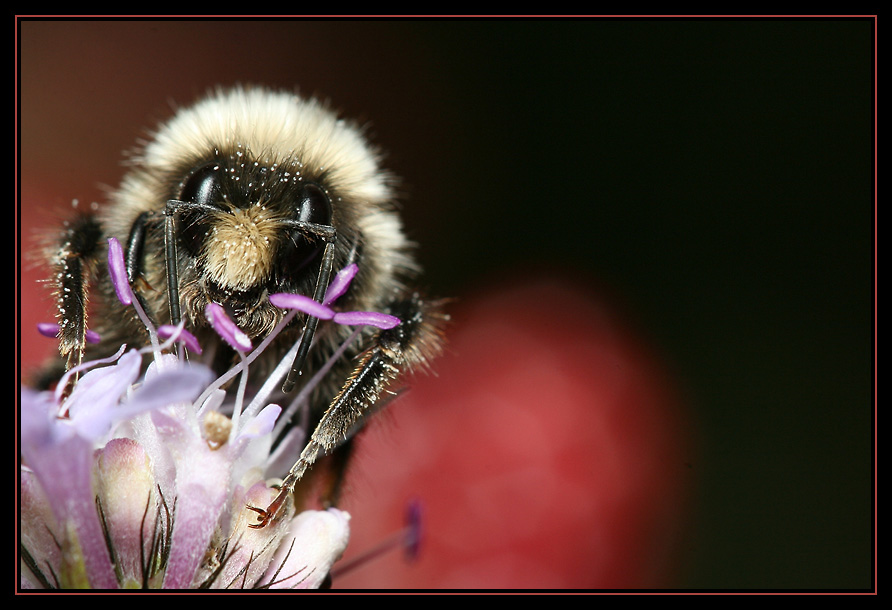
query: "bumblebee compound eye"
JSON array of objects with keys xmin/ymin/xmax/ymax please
[
  {"xmin": 181, "ymin": 162, "xmax": 222, "ymax": 205},
  {"xmin": 177, "ymin": 162, "xmax": 222, "ymax": 257},
  {"xmin": 297, "ymin": 183, "xmax": 332, "ymax": 225},
  {"xmin": 278, "ymin": 183, "xmax": 334, "ymax": 278}
]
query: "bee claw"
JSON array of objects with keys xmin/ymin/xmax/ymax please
[
  {"xmin": 246, "ymin": 505, "xmax": 271, "ymax": 529},
  {"xmin": 246, "ymin": 488, "xmax": 290, "ymax": 529}
]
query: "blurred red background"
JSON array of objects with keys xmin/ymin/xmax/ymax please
[{"xmin": 334, "ymin": 277, "xmax": 693, "ymax": 588}]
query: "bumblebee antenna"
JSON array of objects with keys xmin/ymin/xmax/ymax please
[
  {"xmin": 282, "ymin": 238, "xmax": 336, "ymax": 393},
  {"xmin": 163, "ymin": 198, "xmax": 220, "ymax": 326}
]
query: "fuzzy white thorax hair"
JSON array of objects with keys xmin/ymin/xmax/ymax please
[{"xmin": 141, "ymin": 86, "xmax": 392, "ymax": 205}]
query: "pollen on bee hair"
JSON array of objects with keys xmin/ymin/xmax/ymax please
[{"xmin": 204, "ymin": 205, "xmax": 280, "ymax": 290}]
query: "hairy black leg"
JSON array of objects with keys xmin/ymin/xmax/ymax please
[
  {"xmin": 319, "ymin": 437, "xmax": 356, "ymax": 508},
  {"xmin": 250, "ymin": 292, "xmax": 446, "ymax": 527},
  {"xmin": 310, "ymin": 293, "xmax": 441, "ymax": 448},
  {"xmin": 53, "ymin": 213, "xmax": 104, "ymax": 370}
]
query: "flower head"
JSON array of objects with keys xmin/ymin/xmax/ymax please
[{"xmin": 20, "ymin": 238, "xmax": 403, "ymax": 589}]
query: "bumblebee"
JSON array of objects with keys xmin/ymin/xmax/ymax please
[{"xmin": 40, "ymin": 86, "xmax": 445, "ymax": 516}]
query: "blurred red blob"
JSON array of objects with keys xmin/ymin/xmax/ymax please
[{"xmin": 336, "ymin": 276, "xmax": 693, "ymax": 589}]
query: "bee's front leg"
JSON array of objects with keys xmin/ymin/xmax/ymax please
[
  {"xmin": 251, "ymin": 292, "xmax": 446, "ymax": 525},
  {"xmin": 51, "ymin": 213, "xmax": 104, "ymax": 372}
]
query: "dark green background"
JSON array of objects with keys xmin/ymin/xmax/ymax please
[{"xmin": 19, "ymin": 18, "xmax": 875, "ymax": 589}]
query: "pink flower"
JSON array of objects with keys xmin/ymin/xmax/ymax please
[{"xmin": 20, "ymin": 238, "xmax": 362, "ymax": 589}]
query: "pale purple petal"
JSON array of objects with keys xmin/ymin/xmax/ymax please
[
  {"xmin": 323, "ymin": 263, "xmax": 358, "ymax": 306},
  {"xmin": 152, "ymin": 407, "xmax": 233, "ymax": 589},
  {"xmin": 107, "ymin": 237, "xmax": 133, "ymax": 306},
  {"xmin": 66, "ymin": 349, "xmax": 143, "ymax": 441},
  {"xmin": 55, "ymin": 345, "xmax": 128, "ymax": 407},
  {"xmin": 161, "ymin": 456, "xmax": 231, "ymax": 588},
  {"xmin": 20, "ymin": 388, "xmax": 64, "ymax": 454},
  {"xmin": 20, "ymin": 468, "xmax": 62, "ymax": 588},
  {"xmin": 332, "ymin": 311, "xmax": 401, "ymax": 329},
  {"xmin": 94, "ymin": 438, "xmax": 156, "ymax": 586},
  {"xmin": 208, "ymin": 483, "xmax": 285, "ymax": 589},
  {"xmin": 229, "ymin": 405, "xmax": 282, "ymax": 460},
  {"xmin": 205, "ymin": 303, "xmax": 252, "ymax": 352},
  {"xmin": 269, "ymin": 293, "xmax": 335, "ymax": 319},
  {"xmin": 111, "ymin": 364, "xmax": 214, "ymax": 426},
  {"xmin": 265, "ymin": 426, "xmax": 307, "ymax": 479},
  {"xmin": 20, "ymin": 390, "xmax": 118, "ymax": 589},
  {"xmin": 236, "ymin": 403, "xmax": 281, "ymax": 442},
  {"xmin": 158, "ymin": 324, "xmax": 203, "ymax": 354},
  {"xmin": 36, "ymin": 435, "xmax": 118, "ymax": 588},
  {"xmin": 61, "ymin": 351, "xmax": 207, "ymax": 445},
  {"xmin": 265, "ymin": 508, "xmax": 351, "ymax": 589}
]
